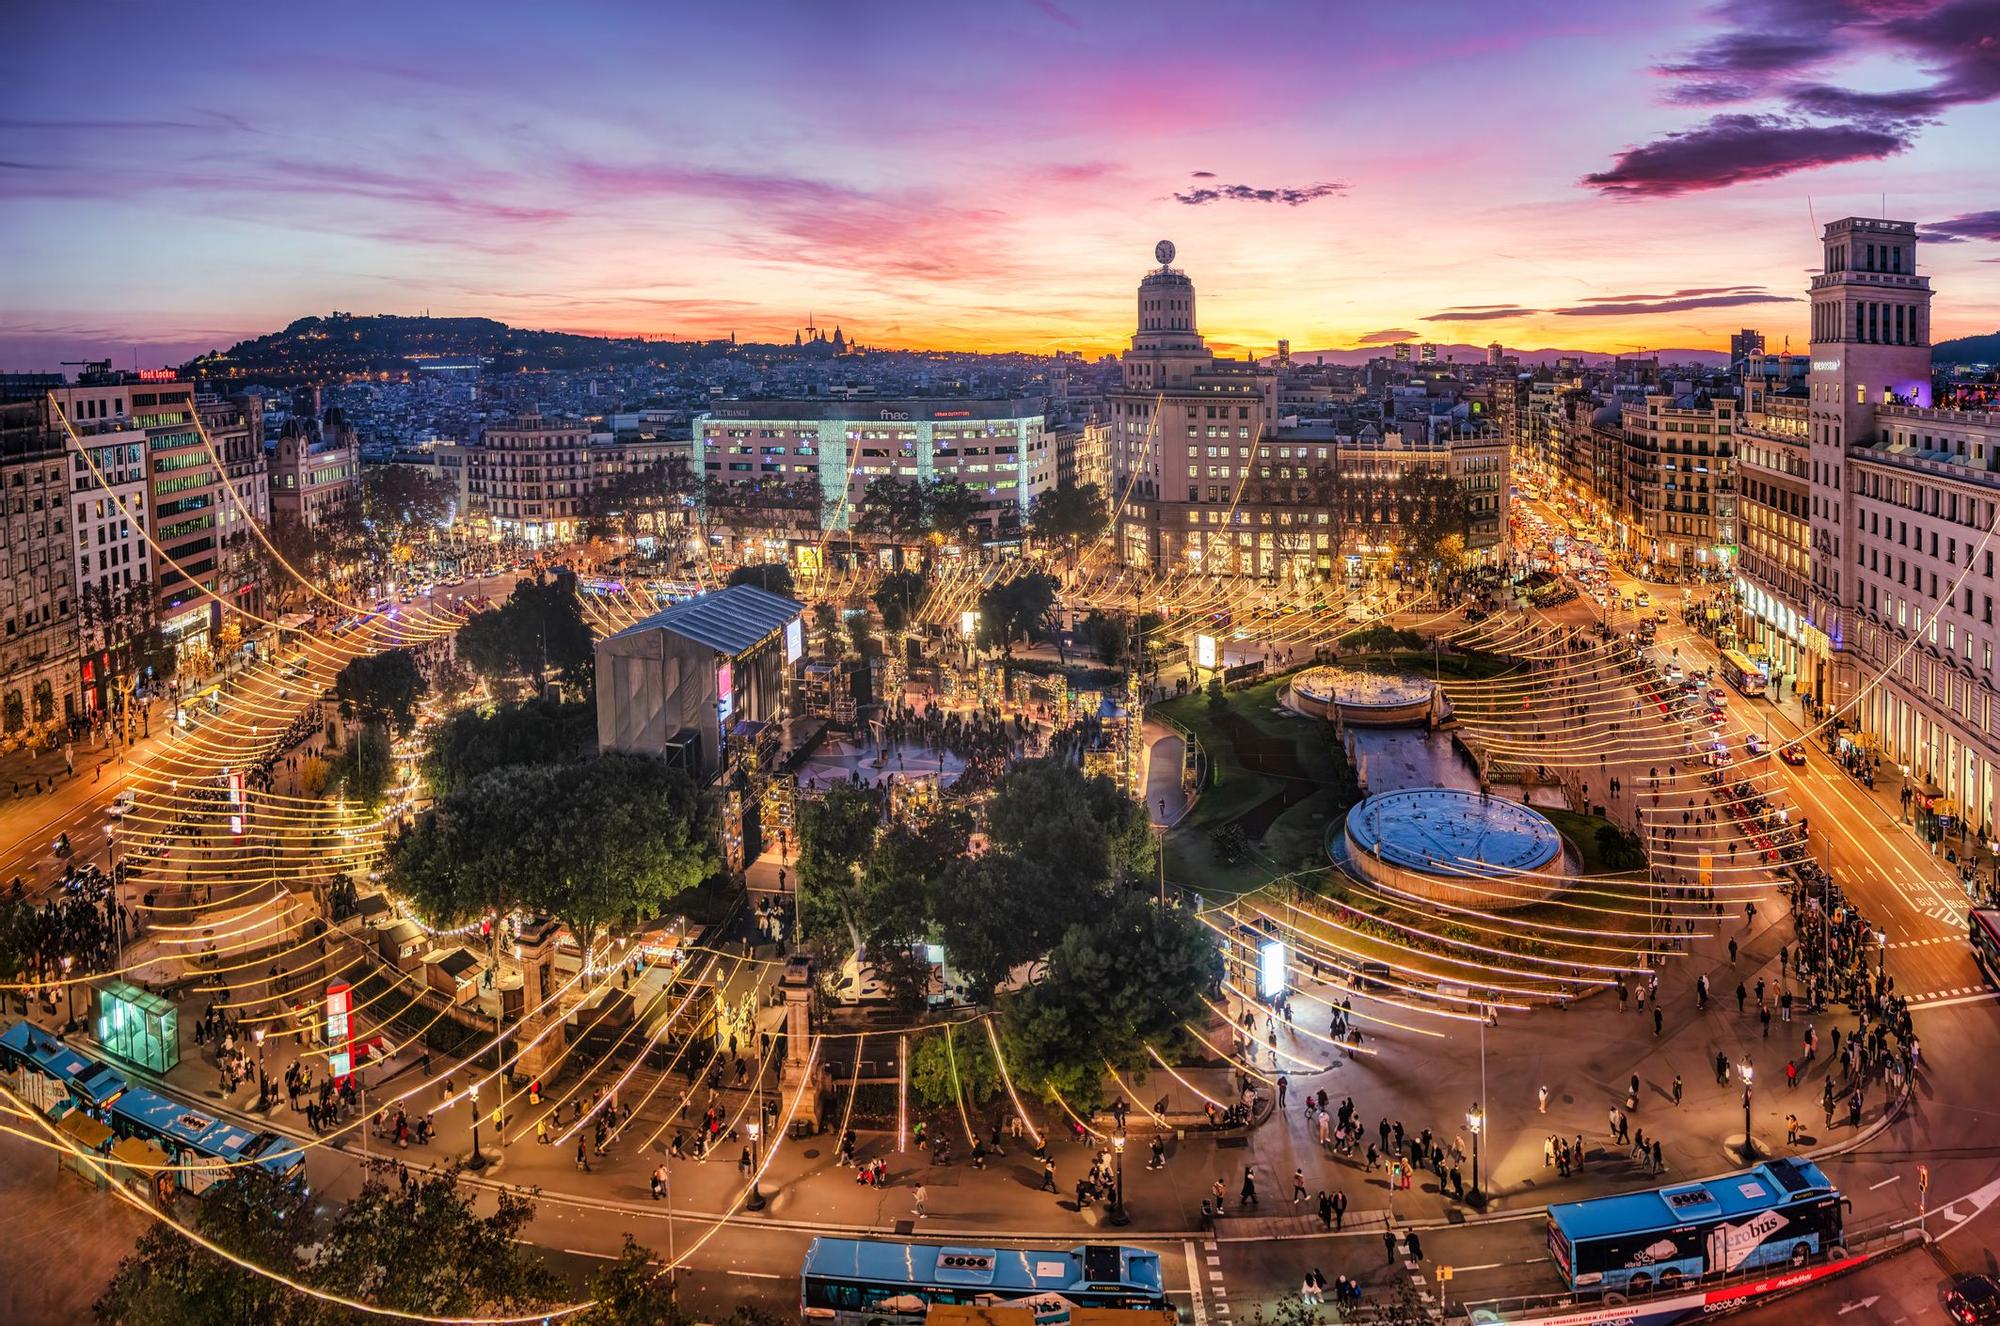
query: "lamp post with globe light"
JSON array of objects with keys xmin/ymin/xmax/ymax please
[
  {"xmin": 468, "ymin": 1081, "xmax": 487, "ymax": 1171},
  {"xmin": 1110, "ymin": 1135, "xmax": 1129, "ymax": 1226}
]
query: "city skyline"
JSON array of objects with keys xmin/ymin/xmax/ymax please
[{"xmin": 4, "ymin": 0, "xmax": 2000, "ymax": 371}]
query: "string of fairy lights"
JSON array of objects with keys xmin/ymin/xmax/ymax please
[{"xmin": 16, "ymin": 392, "xmax": 1994, "ymax": 1319}]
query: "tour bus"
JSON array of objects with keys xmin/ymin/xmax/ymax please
[
  {"xmin": 0, "ymin": 1021, "xmax": 305, "ymax": 1194},
  {"xmin": 802, "ymin": 1240, "xmax": 1168, "ymax": 1326},
  {"xmin": 1718, "ymin": 649, "xmax": 1768, "ymax": 698},
  {"xmin": 1547, "ymin": 1158, "xmax": 1846, "ymax": 1300},
  {"xmin": 1970, "ymin": 908, "xmax": 2000, "ymax": 985}
]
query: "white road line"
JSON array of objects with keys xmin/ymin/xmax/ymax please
[
  {"xmin": 1869, "ymin": 1175, "xmax": 1903, "ymax": 1190},
  {"xmin": 559, "ymin": 1247, "xmax": 620, "ymax": 1260},
  {"xmin": 1912, "ymin": 989, "xmax": 2000, "ymax": 1011},
  {"xmin": 1183, "ymin": 1241, "xmax": 1209, "ymax": 1326}
]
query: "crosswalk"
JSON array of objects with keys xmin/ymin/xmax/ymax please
[
  {"xmin": 1906, "ymin": 983, "xmax": 1997, "ymax": 1006},
  {"xmin": 1888, "ymin": 934, "xmax": 1959, "ymax": 949}
]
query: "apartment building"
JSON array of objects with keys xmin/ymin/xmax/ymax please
[
  {"xmin": 1616, "ymin": 392, "xmax": 1736, "ymax": 573},
  {"xmin": 200, "ymin": 391, "xmax": 268, "ymax": 627},
  {"xmin": 0, "ymin": 398, "xmax": 80, "ymax": 730},
  {"xmin": 270, "ymin": 406, "xmax": 357, "ymax": 532},
  {"xmin": 691, "ymin": 398, "xmax": 1052, "ymax": 546},
  {"xmin": 477, "ymin": 414, "xmax": 590, "ymax": 545}
]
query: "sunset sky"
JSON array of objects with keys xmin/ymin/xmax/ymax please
[{"xmin": 3, "ymin": 0, "xmax": 1997, "ymax": 370}]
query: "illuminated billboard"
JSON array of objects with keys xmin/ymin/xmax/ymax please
[
  {"xmin": 1258, "ymin": 940, "xmax": 1287, "ymax": 998},
  {"xmin": 786, "ymin": 617, "xmax": 804, "ymax": 663},
  {"xmin": 1196, "ymin": 634, "xmax": 1218, "ymax": 670},
  {"xmin": 717, "ymin": 660, "xmax": 735, "ymax": 720}
]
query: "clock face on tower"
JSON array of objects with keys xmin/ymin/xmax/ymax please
[{"xmin": 1155, "ymin": 240, "xmax": 1176, "ymax": 266}]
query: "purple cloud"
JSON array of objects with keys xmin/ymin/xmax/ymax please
[
  {"xmin": 1922, "ymin": 210, "xmax": 2000, "ymax": 243},
  {"xmin": 1554, "ymin": 292, "xmax": 1799, "ymax": 315},
  {"xmin": 1425, "ymin": 308, "xmax": 1536, "ymax": 321},
  {"xmin": 1583, "ymin": 114, "xmax": 1908, "ymax": 197},
  {"xmin": 1356, "ymin": 328, "xmax": 1419, "ymax": 344},
  {"xmin": 1189, "ymin": 170, "xmax": 1216, "ymax": 178},
  {"xmin": 1173, "ymin": 180, "xmax": 1344, "ymax": 206}
]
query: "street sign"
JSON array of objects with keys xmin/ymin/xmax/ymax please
[{"xmin": 1436, "ymin": 1266, "xmax": 1453, "ymax": 1282}]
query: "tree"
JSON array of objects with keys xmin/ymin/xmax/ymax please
[
  {"xmin": 587, "ymin": 455, "xmax": 696, "ymax": 545},
  {"xmin": 456, "ymin": 573, "xmax": 595, "ymax": 695},
  {"xmin": 1029, "ymin": 480, "xmax": 1109, "ymax": 552},
  {"xmin": 419, "ymin": 696, "xmax": 596, "ymax": 798},
  {"xmin": 358, "ymin": 464, "xmax": 457, "ymax": 554},
  {"xmin": 976, "ymin": 573, "xmax": 1058, "ymax": 657},
  {"xmin": 1075, "ymin": 611, "xmax": 1129, "ymax": 663},
  {"xmin": 334, "ymin": 722, "xmax": 396, "ymax": 807},
  {"xmin": 391, "ymin": 753, "xmax": 713, "ymax": 967},
  {"xmin": 986, "ymin": 757, "xmax": 1154, "ymax": 886},
  {"xmin": 929, "ymin": 851, "xmax": 1069, "ymax": 1001},
  {"xmin": 794, "ymin": 783, "xmax": 883, "ymax": 959},
  {"xmin": 1395, "ymin": 470, "xmax": 1471, "ymax": 574},
  {"xmin": 333, "ymin": 648, "xmax": 428, "ymax": 732},
  {"xmin": 1004, "ymin": 897, "xmax": 1220, "ymax": 1100},
  {"xmin": 314, "ymin": 1171, "xmax": 560, "ymax": 1317},
  {"xmin": 922, "ymin": 478, "xmax": 981, "ymax": 546},
  {"xmin": 727, "ymin": 561, "xmax": 795, "ymax": 598},
  {"xmin": 910, "ymin": 1025, "xmax": 1001, "ymax": 1109},
  {"xmin": 872, "ymin": 569, "xmax": 927, "ymax": 632},
  {"xmin": 94, "ymin": 1165, "xmax": 315, "ymax": 1326},
  {"xmin": 854, "ymin": 476, "xmax": 929, "ymax": 543}
]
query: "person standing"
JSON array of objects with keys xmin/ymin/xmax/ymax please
[
  {"xmin": 1240, "ymin": 1165, "xmax": 1259, "ymax": 1207},
  {"xmin": 912, "ymin": 1183, "xmax": 928, "ymax": 1219},
  {"xmin": 1538, "ymin": 1084, "xmax": 1549, "ymax": 1114},
  {"xmin": 1407, "ymin": 1230, "xmax": 1424, "ymax": 1262},
  {"xmin": 1384, "ymin": 1229, "xmax": 1398, "ymax": 1263}
]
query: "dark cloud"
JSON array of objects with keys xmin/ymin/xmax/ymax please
[
  {"xmin": 1173, "ymin": 180, "xmax": 1344, "ymax": 206},
  {"xmin": 1554, "ymin": 293, "xmax": 1799, "ymax": 316},
  {"xmin": 1440, "ymin": 304, "xmax": 1523, "ymax": 310},
  {"xmin": 1658, "ymin": 29, "xmax": 1841, "ymax": 79},
  {"xmin": 1922, "ymin": 210, "xmax": 2000, "ymax": 243},
  {"xmin": 1425, "ymin": 308, "xmax": 1536, "ymax": 321},
  {"xmin": 1576, "ymin": 285, "xmax": 1767, "ymax": 301},
  {"xmin": 1189, "ymin": 170, "xmax": 1216, "ymax": 178},
  {"xmin": 1356, "ymin": 328, "xmax": 1419, "ymax": 344},
  {"xmin": 1598, "ymin": 0, "xmax": 1996, "ymax": 198},
  {"xmin": 1582, "ymin": 114, "xmax": 1908, "ymax": 197}
]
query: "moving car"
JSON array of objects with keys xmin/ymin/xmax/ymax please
[
  {"xmin": 1745, "ymin": 733, "xmax": 1770, "ymax": 757},
  {"xmin": 1946, "ymin": 1275, "xmax": 2000, "ymax": 1325},
  {"xmin": 108, "ymin": 791, "xmax": 137, "ymax": 819},
  {"xmin": 1779, "ymin": 742, "xmax": 1808, "ymax": 766}
]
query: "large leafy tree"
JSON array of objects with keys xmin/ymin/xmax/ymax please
[
  {"xmin": 587, "ymin": 454, "xmax": 695, "ymax": 543},
  {"xmin": 872, "ymin": 568, "xmax": 927, "ymax": 632},
  {"xmin": 794, "ymin": 782, "xmax": 884, "ymax": 959},
  {"xmin": 1394, "ymin": 470, "xmax": 1471, "ymax": 573},
  {"xmin": 419, "ymin": 696, "xmax": 597, "ymax": 798},
  {"xmin": 726, "ymin": 560, "xmax": 795, "ymax": 598},
  {"xmin": 358, "ymin": 464, "xmax": 458, "ymax": 552},
  {"xmin": 1028, "ymin": 480, "xmax": 1109, "ymax": 552},
  {"xmin": 316, "ymin": 1172, "xmax": 560, "ymax": 1317},
  {"xmin": 1004, "ymin": 897, "xmax": 1220, "ymax": 1101},
  {"xmin": 975, "ymin": 573, "xmax": 1058, "ymax": 657},
  {"xmin": 923, "ymin": 478, "xmax": 981, "ymax": 546},
  {"xmin": 854, "ymin": 476, "xmax": 929, "ymax": 543},
  {"xmin": 94, "ymin": 1167, "xmax": 312, "ymax": 1325},
  {"xmin": 333, "ymin": 648, "xmax": 428, "ymax": 732},
  {"xmin": 928, "ymin": 851, "xmax": 1071, "ymax": 1001},
  {"xmin": 986, "ymin": 757, "xmax": 1155, "ymax": 885},
  {"xmin": 391, "ymin": 753, "xmax": 713, "ymax": 966},
  {"xmin": 456, "ymin": 572, "xmax": 595, "ymax": 694}
]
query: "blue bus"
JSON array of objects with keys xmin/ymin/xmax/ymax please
[
  {"xmin": 802, "ymin": 1240, "xmax": 1169, "ymax": 1326},
  {"xmin": 0, "ymin": 1020, "xmax": 304, "ymax": 1194},
  {"xmin": 1548, "ymin": 1158, "xmax": 1846, "ymax": 1299}
]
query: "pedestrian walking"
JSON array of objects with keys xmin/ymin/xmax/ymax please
[
  {"xmin": 912, "ymin": 1183, "xmax": 928, "ymax": 1219},
  {"xmin": 1384, "ymin": 1230, "xmax": 1398, "ymax": 1264},
  {"xmin": 1240, "ymin": 1165, "xmax": 1259, "ymax": 1207}
]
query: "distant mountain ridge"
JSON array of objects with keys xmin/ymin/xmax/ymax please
[
  {"xmin": 1934, "ymin": 331, "xmax": 2000, "ymax": 365},
  {"xmin": 181, "ymin": 312, "xmax": 697, "ymax": 381}
]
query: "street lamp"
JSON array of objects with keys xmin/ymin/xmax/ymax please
[
  {"xmin": 744, "ymin": 1120, "xmax": 765, "ymax": 1210},
  {"xmin": 60, "ymin": 955, "xmax": 76, "ymax": 1032},
  {"xmin": 467, "ymin": 1081, "xmax": 487, "ymax": 1170},
  {"xmin": 1738, "ymin": 1061, "xmax": 1756, "ymax": 1160},
  {"xmin": 1466, "ymin": 1104, "xmax": 1485, "ymax": 1208},
  {"xmin": 1109, "ymin": 1134, "xmax": 1129, "ymax": 1226}
]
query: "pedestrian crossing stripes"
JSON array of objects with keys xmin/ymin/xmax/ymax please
[
  {"xmin": 1889, "ymin": 935, "xmax": 1959, "ymax": 949},
  {"xmin": 1907, "ymin": 983, "xmax": 1997, "ymax": 1004}
]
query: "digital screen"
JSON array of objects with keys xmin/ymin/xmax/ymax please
[
  {"xmin": 961, "ymin": 610, "xmax": 979, "ymax": 638},
  {"xmin": 717, "ymin": 660, "xmax": 734, "ymax": 720},
  {"xmin": 785, "ymin": 617, "xmax": 804, "ymax": 663},
  {"xmin": 1196, "ymin": 634, "xmax": 1218, "ymax": 670},
  {"xmin": 1258, "ymin": 939, "xmax": 1287, "ymax": 998},
  {"xmin": 324, "ymin": 984, "xmax": 351, "ymax": 1044}
]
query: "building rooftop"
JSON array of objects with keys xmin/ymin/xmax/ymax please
[
  {"xmin": 610, "ymin": 583, "xmax": 804, "ymax": 656},
  {"xmin": 699, "ymin": 397, "xmax": 1043, "ymax": 423}
]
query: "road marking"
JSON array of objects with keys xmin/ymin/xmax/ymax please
[
  {"xmin": 1183, "ymin": 1242, "xmax": 1209, "ymax": 1326},
  {"xmin": 1869, "ymin": 1175, "xmax": 1902, "ymax": 1189},
  {"xmin": 1909, "ymin": 988, "xmax": 1999, "ymax": 1010},
  {"xmin": 558, "ymin": 1246, "xmax": 620, "ymax": 1260}
]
